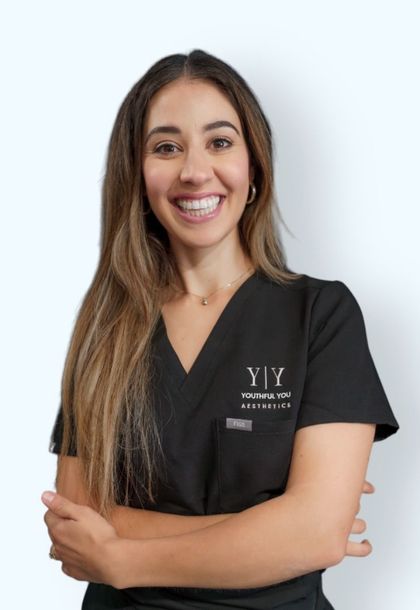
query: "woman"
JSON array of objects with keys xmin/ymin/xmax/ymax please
[{"xmin": 42, "ymin": 49, "xmax": 399, "ymax": 609}]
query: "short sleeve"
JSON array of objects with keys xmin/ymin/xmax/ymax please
[
  {"xmin": 296, "ymin": 281, "xmax": 399, "ymax": 442},
  {"xmin": 48, "ymin": 402, "xmax": 78, "ymax": 456}
]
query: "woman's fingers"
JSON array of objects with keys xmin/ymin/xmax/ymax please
[
  {"xmin": 345, "ymin": 481, "xmax": 375, "ymax": 557},
  {"xmin": 350, "ymin": 517, "xmax": 366, "ymax": 534},
  {"xmin": 356, "ymin": 480, "xmax": 376, "ymax": 514},
  {"xmin": 362, "ymin": 480, "xmax": 375, "ymax": 494},
  {"xmin": 345, "ymin": 539, "xmax": 373, "ymax": 557}
]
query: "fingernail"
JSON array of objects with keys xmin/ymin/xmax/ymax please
[
  {"xmin": 42, "ymin": 491, "xmax": 56, "ymax": 503},
  {"xmin": 361, "ymin": 539, "xmax": 370, "ymax": 544}
]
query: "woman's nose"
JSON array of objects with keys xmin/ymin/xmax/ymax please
[{"xmin": 179, "ymin": 148, "xmax": 214, "ymax": 184}]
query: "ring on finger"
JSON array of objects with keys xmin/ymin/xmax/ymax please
[{"xmin": 49, "ymin": 544, "xmax": 58, "ymax": 560}]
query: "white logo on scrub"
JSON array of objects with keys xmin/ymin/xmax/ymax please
[
  {"xmin": 239, "ymin": 366, "xmax": 292, "ymax": 410},
  {"xmin": 246, "ymin": 366, "xmax": 285, "ymax": 389}
]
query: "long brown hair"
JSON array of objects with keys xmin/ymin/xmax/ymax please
[{"xmin": 57, "ymin": 49, "xmax": 301, "ymax": 519}]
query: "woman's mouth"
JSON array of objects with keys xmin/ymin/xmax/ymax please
[
  {"xmin": 174, "ymin": 195, "xmax": 224, "ymax": 216},
  {"xmin": 171, "ymin": 195, "xmax": 225, "ymax": 223}
]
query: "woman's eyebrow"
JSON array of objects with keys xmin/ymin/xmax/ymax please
[{"xmin": 144, "ymin": 120, "xmax": 240, "ymax": 144}]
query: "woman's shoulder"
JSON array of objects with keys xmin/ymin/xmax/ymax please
[
  {"xmin": 256, "ymin": 267, "xmax": 362, "ymax": 323},
  {"xmin": 257, "ymin": 266, "xmax": 352, "ymax": 295}
]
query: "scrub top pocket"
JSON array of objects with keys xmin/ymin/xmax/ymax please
[{"xmin": 214, "ymin": 416, "xmax": 296, "ymax": 512}]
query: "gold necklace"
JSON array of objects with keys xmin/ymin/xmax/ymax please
[{"xmin": 170, "ymin": 266, "xmax": 255, "ymax": 305}]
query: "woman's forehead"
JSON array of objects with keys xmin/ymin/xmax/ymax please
[{"xmin": 143, "ymin": 79, "xmax": 242, "ymax": 135}]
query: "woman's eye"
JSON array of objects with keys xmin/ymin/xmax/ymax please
[
  {"xmin": 154, "ymin": 143, "xmax": 178, "ymax": 155},
  {"xmin": 153, "ymin": 137, "xmax": 232, "ymax": 155},
  {"xmin": 212, "ymin": 137, "xmax": 232, "ymax": 149}
]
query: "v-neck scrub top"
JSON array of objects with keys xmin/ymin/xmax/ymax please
[{"xmin": 49, "ymin": 269, "xmax": 400, "ymax": 609}]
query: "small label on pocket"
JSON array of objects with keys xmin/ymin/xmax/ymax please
[{"xmin": 226, "ymin": 417, "xmax": 253, "ymax": 431}]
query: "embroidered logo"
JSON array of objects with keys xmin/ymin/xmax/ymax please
[
  {"xmin": 240, "ymin": 365, "xmax": 292, "ymax": 410},
  {"xmin": 246, "ymin": 366, "xmax": 285, "ymax": 388}
]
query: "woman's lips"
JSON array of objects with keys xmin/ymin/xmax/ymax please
[
  {"xmin": 172, "ymin": 196, "xmax": 225, "ymax": 224},
  {"xmin": 171, "ymin": 192, "xmax": 226, "ymax": 202}
]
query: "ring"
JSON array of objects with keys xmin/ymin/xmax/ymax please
[{"xmin": 49, "ymin": 544, "xmax": 58, "ymax": 560}]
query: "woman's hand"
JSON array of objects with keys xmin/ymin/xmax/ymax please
[
  {"xmin": 42, "ymin": 491, "xmax": 123, "ymax": 587},
  {"xmin": 345, "ymin": 479, "xmax": 375, "ymax": 557}
]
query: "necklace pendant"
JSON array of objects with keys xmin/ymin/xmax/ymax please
[{"xmin": 201, "ymin": 297, "xmax": 208, "ymax": 305}]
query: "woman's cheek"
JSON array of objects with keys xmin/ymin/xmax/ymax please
[
  {"xmin": 143, "ymin": 163, "xmax": 176, "ymax": 207},
  {"xmin": 221, "ymin": 157, "xmax": 252, "ymax": 197}
]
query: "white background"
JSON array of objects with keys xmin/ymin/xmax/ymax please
[{"xmin": 1, "ymin": 1, "xmax": 418, "ymax": 608}]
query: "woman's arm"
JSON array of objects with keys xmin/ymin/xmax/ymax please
[
  {"xmin": 55, "ymin": 456, "xmax": 373, "ymax": 546},
  {"xmin": 55, "ymin": 456, "xmax": 235, "ymax": 538},
  {"xmin": 112, "ymin": 482, "xmax": 374, "ymax": 543},
  {"xmin": 110, "ymin": 505, "xmax": 234, "ymax": 538},
  {"xmin": 110, "ymin": 422, "xmax": 376, "ymax": 590}
]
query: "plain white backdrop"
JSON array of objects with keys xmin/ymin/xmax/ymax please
[{"xmin": 1, "ymin": 1, "xmax": 418, "ymax": 608}]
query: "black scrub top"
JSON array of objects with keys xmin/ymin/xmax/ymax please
[{"xmin": 49, "ymin": 269, "xmax": 400, "ymax": 610}]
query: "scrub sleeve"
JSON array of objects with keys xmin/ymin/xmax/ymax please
[
  {"xmin": 296, "ymin": 279, "xmax": 398, "ymax": 440},
  {"xmin": 48, "ymin": 271, "xmax": 399, "ymax": 609}
]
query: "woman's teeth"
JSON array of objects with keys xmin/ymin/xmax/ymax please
[{"xmin": 175, "ymin": 195, "xmax": 222, "ymax": 216}]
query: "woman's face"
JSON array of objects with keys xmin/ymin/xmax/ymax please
[{"xmin": 142, "ymin": 78, "xmax": 254, "ymax": 251}]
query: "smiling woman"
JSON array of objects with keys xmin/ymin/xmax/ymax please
[{"xmin": 44, "ymin": 49, "xmax": 399, "ymax": 610}]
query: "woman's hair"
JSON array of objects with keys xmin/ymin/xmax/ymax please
[{"xmin": 58, "ymin": 48, "xmax": 301, "ymax": 519}]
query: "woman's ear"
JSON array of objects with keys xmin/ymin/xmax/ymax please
[{"xmin": 249, "ymin": 164, "xmax": 255, "ymax": 183}]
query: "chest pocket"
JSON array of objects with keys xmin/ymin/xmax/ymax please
[{"xmin": 214, "ymin": 416, "xmax": 296, "ymax": 513}]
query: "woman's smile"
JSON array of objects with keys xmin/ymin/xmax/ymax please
[{"xmin": 171, "ymin": 194, "xmax": 226, "ymax": 223}]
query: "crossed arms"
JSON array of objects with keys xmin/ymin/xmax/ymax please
[{"xmin": 50, "ymin": 421, "xmax": 376, "ymax": 589}]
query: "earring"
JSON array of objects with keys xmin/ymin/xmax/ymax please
[{"xmin": 245, "ymin": 182, "xmax": 257, "ymax": 204}]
